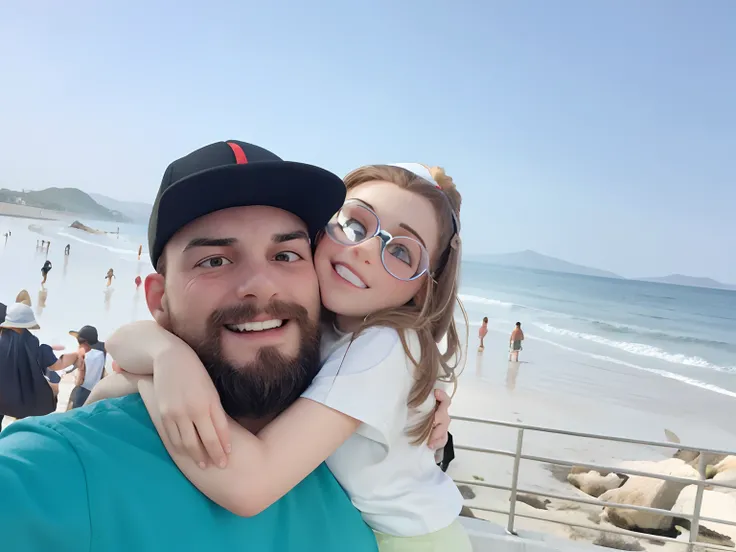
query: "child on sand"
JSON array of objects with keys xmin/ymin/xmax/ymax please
[
  {"xmin": 478, "ymin": 316, "xmax": 488, "ymax": 351},
  {"xmin": 92, "ymin": 163, "xmax": 471, "ymax": 550}
]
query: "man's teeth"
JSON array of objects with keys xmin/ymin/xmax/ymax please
[
  {"xmin": 226, "ymin": 320, "xmax": 284, "ymax": 332},
  {"xmin": 335, "ymin": 264, "xmax": 367, "ymax": 288}
]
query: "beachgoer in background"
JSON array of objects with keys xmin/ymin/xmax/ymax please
[
  {"xmin": 3, "ymin": 233, "xmax": 7, "ymax": 244},
  {"xmin": 40, "ymin": 260, "xmax": 52, "ymax": 284},
  {"xmin": 137, "ymin": 244, "xmax": 142, "ymax": 260},
  {"xmin": 105, "ymin": 268, "xmax": 115, "ymax": 287},
  {"xmin": 65, "ymin": 244, "xmax": 70, "ymax": 255},
  {"xmin": 478, "ymin": 316, "xmax": 488, "ymax": 351},
  {"xmin": 509, "ymin": 321, "xmax": 524, "ymax": 361},
  {"xmin": 46, "ymin": 241, "xmax": 50, "ymax": 252},
  {"xmin": 134, "ymin": 275, "xmax": 142, "ymax": 288},
  {"xmin": 40, "ymin": 240, "xmax": 45, "ymax": 248},
  {"xmin": 96, "ymin": 161, "xmax": 467, "ymax": 550},
  {"xmin": 67, "ymin": 325, "xmax": 107, "ymax": 410},
  {"xmin": 0, "ymin": 303, "xmax": 80, "ymax": 430}
]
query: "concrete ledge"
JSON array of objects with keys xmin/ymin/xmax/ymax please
[{"xmin": 460, "ymin": 518, "xmax": 610, "ymax": 552}]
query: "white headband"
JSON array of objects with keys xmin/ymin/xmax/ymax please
[
  {"xmin": 389, "ymin": 162, "xmax": 461, "ymax": 235},
  {"xmin": 389, "ymin": 163, "xmax": 440, "ymax": 189}
]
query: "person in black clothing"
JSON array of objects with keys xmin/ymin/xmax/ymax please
[
  {"xmin": 0, "ymin": 303, "xmax": 80, "ymax": 430},
  {"xmin": 41, "ymin": 261, "xmax": 52, "ymax": 284}
]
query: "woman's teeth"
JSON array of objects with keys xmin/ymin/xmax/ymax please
[
  {"xmin": 225, "ymin": 320, "xmax": 284, "ymax": 332},
  {"xmin": 335, "ymin": 264, "xmax": 367, "ymax": 288}
]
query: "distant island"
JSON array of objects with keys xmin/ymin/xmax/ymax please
[
  {"xmin": 0, "ymin": 187, "xmax": 131, "ymax": 223},
  {"xmin": 466, "ymin": 250, "xmax": 735, "ymax": 291},
  {"xmin": 467, "ymin": 250, "xmax": 622, "ymax": 280},
  {"xmin": 636, "ymin": 274, "xmax": 736, "ymax": 291}
]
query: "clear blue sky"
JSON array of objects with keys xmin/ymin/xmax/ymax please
[{"xmin": 1, "ymin": 1, "xmax": 734, "ymax": 282}]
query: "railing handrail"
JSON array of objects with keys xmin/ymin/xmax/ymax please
[
  {"xmin": 451, "ymin": 414, "xmax": 736, "ymax": 456},
  {"xmin": 451, "ymin": 416, "xmax": 736, "ymax": 552}
]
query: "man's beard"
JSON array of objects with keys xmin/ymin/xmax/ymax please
[{"xmin": 170, "ymin": 300, "xmax": 321, "ymax": 419}]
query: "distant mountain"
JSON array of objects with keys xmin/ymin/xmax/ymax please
[
  {"xmin": 0, "ymin": 187, "xmax": 131, "ymax": 222},
  {"xmin": 637, "ymin": 274, "xmax": 736, "ymax": 291},
  {"xmin": 467, "ymin": 250, "xmax": 622, "ymax": 279},
  {"xmin": 90, "ymin": 193, "xmax": 152, "ymax": 223}
]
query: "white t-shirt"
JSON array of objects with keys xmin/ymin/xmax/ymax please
[
  {"xmin": 81, "ymin": 348, "xmax": 106, "ymax": 391},
  {"xmin": 301, "ymin": 325, "xmax": 463, "ymax": 537}
]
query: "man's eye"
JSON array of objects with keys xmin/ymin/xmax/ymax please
[
  {"xmin": 274, "ymin": 251, "xmax": 302, "ymax": 263},
  {"xmin": 197, "ymin": 257, "xmax": 232, "ymax": 268}
]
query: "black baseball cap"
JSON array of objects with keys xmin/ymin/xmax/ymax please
[
  {"xmin": 69, "ymin": 325, "xmax": 99, "ymax": 345},
  {"xmin": 148, "ymin": 140, "xmax": 346, "ymax": 267}
]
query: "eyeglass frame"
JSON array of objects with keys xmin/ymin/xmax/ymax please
[{"xmin": 324, "ymin": 199, "xmax": 432, "ymax": 282}]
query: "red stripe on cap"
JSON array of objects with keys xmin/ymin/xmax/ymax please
[{"xmin": 227, "ymin": 142, "xmax": 248, "ymax": 164}]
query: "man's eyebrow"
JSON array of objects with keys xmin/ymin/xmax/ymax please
[
  {"xmin": 273, "ymin": 231, "xmax": 310, "ymax": 244},
  {"xmin": 183, "ymin": 237, "xmax": 238, "ymax": 252},
  {"xmin": 399, "ymin": 223, "xmax": 427, "ymax": 248}
]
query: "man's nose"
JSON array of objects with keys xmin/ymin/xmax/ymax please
[{"xmin": 233, "ymin": 261, "xmax": 280, "ymax": 302}]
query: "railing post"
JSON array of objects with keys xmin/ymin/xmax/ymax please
[
  {"xmin": 507, "ymin": 428, "xmax": 524, "ymax": 536},
  {"xmin": 687, "ymin": 453, "xmax": 707, "ymax": 552}
]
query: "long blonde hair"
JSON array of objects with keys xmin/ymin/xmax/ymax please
[{"xmin": 343, "ymin": 164, "xmax": 468, "ymax": 445}]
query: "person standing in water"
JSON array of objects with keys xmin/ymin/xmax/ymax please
[
  {"xmin": 105, "ymin": 269, "xmax": 115, "ymax": 287},
  {"xmin": 137, "ymin": 244, "xmax": 142, "ymax": 260},
  {"xmin": 478, "ymin": 316, "xmax": 488, "ymax": 351},
  {"xmin": 40, "ymin": 261, "xmax": 52, "ymax": 285},
  {"xmin": 509, "ymin": 322, "xmax": 524, "ymax": 361},
  {"xmin": 65, "ymin": 244, "xmax": 71, "ymax": 255}
]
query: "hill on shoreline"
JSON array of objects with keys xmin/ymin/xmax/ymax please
[
  {"xmin": 89, "ymin": 193, "xmax": 152, "ymax": 223},
  {"xmin": 0, "ymin": 187, "xmax": 131, "ymax": 223},
  {"xmin": 467, "ymin": 250, "xmax": 734, "ymax": 290},
  {"xmin": 467, "ymin": 250, "xmax": 622, "ymax": 279}
]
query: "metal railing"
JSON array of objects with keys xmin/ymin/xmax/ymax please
[{"xmin": 450, "ymin": 416, "xmax": 736, "ymax": 552}]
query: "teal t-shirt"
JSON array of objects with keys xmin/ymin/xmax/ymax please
[{"xmin": 0, "ymin": 395, "xmax": 377, "ymax": 552}]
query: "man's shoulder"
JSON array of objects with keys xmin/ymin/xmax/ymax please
[{"xmin": 5, "ymin": 395, "xmax": 152, "ymax": 441}]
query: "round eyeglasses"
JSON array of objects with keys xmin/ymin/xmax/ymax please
[{"xmin": 325, "ymin": 200, "xmax": 430, "ymax": 281}]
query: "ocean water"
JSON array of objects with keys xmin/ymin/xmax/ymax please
[
  {"xmin": 2, "ymin": 216, "xmax": 735, "ymax": 404},
  {"xmin": 460, "ymin": 261, "xmax": 736, "ymax": 398}
]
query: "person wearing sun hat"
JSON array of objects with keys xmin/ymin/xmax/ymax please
[{"xmin": 0, "ymin": 303, "xmax": 80, "ymax": 429}]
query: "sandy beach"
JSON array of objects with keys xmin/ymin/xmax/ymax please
[
  {"xmin": 2, "ymin": 212, "xmax": 735, "ymax": 548},
  {"xmin": 0, "ymin": 201, "xmax": 76, "ymax": 221}
]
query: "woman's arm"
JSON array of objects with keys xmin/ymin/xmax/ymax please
[
  {"xmin": 105, "ymin": 320, "xmax": 190, "ymax": 376},
  {"xmin": 138, "ymin": 379, "xmax": 359, "ymax": 517}
]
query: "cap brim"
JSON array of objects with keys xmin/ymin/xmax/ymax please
[{"xmin": 149, "ymin": 162, "xmax": 345, "ymax": 266}]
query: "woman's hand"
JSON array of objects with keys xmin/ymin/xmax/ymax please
[
  {"xmin": 152, "ymin": 347, "xmax": 231, "ymax": 469},
  {"xmin": 428, "ymin": 388, "xmax": 452, "ymax": 450}
]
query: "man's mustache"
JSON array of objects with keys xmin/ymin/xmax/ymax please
[{"xmin": 209, "ymin": 300, "xmax": 310, "ymax": 327}]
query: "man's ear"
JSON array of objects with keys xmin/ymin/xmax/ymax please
[{"xmin": 144, "ymin": 273, "xmax": 168, "ymax": 326}]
